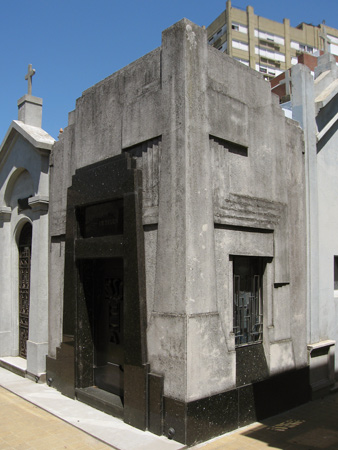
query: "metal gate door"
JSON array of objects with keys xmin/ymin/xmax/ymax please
[{"xmin": 18, "ymin": 223, "xmax": 32, "ymax": 358}]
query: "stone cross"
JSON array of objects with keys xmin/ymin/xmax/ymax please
[
  {"xmin": 319, "ymin": 22, "xmax": 332, "ymax": 54},
  {"xmin": 279, "ymin": 68, "xmax": 292, "ymax": 96},
  {"xmin": 25, "ymin": 64, "xmax": 35, "ymax": 95}
]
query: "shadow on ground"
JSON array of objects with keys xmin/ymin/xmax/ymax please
[{"xmin": 241, "ymin": 391, "xmax": 338, "ymax": 449}]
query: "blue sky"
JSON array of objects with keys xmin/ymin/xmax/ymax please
[{"xmin": 1, "ymin": 0, "xmax": 337, "ymax": 140}]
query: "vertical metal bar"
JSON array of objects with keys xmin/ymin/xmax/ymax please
[{"xmin": 233, "ymin": 275, "xmax": 240, "ymax": 345}]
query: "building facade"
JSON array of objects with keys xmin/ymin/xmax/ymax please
[
  {"xmin": 207, "ymin": 0, "xmax": 338, "ymax": 80},
  {"xmin": 45, "ymin": 19, "xmax": 309, "ymax": 446}
]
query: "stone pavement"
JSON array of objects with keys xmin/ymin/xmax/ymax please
[
  {"xmin": 0, "ymin": 387, "xmax": 112, "ymax": 450},
  {"xmin": 0, "ymin": 367, "xmax": 185, "ymax": 450},
  {"xmin": 1, "ymin": 364, "xmax": 338, "ymax": 450}
]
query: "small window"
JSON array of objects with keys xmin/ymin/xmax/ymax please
[
  {"xmin": 233, "ymin": 256, "xmax": 264, "ymax": 346},
  {"xmin": 232, "ymin": 24, "xmax": 239, "ymax": 31}
]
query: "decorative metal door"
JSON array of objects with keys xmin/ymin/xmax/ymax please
[{"xmin": 18, "ymin": 223, "xmax": 32, "ymax": 358}]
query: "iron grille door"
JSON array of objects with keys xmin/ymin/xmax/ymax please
[{"xmin": 18, "ymin": 223, "xmax": 32, "ymax": 358}]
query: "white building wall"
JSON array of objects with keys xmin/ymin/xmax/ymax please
[
  {"xmin": 317, "ymin": 124, "xmax": 338, "ymax": 366},
  {"xmin": 255, "ymin": 29, "xmax": 284, "ymax": 45},
  {"xmin": 0, "ymin": 124, "xmax": 52, "ymax": 378}
]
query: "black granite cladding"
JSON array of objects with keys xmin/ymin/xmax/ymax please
[
  {"xmin": 163, "ymin": 397, "xmax": 187, "ymax": 443},
  {"xmin": 236, "ymin": 344, "xmax": 269, "ymax": 387},
  {"xmin": 238, "ymin": 384, "xmax": 257, "ymax": 427},
  {"xmin": 47, "ymin": 153, "xmax": 149, "ymax": 430},
  {"xmin": 162, "ymin": 366, "xmax": 310, "ymax": 446},
  {"xmin": 186, "ymin": 389, "xmax": 238, "ymax": 444},
  {"xmin": 46, "ymin": 339, "xmax": 75, "ymax": 399},
  {"xmin": 148, "ymin": 373, "xmax": 164, "ymax": 436},
  {"xmin": 124, "ymin": 364, "xmax": 148, "ymax": 430}
]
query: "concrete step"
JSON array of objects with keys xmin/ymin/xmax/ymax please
[{"xmin": 0, "ymin": 357, "xmax": 26, "ymax": 378}]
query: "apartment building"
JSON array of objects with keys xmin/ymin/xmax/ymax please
[{"xmin": 207, "ymin": 0, "xmax": 338, "ymax": 79}]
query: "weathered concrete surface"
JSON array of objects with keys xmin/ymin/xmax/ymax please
[{"xmin": 148, "ymin": 20, "xmax": 222, "ymax": 402}]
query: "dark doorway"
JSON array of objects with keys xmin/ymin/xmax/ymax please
[
  {"xmin": 18, "ymin": 222, "xmax": 32, "ymax": 358},
  {"xmin": 82, "ymin": 258, "xmax": 124, "ymax": 397}
]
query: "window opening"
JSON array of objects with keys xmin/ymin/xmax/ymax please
[{"xmin": 233, "ymin": 256, "xmax": 263, "ymax": 346}]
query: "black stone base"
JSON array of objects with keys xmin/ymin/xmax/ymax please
[
  {"xmin": 46, "ymin": 339, "xmax": 75, "ymax": 399},
  {"xmin": 163, "ymin": 367, "xmax": 310, "ymax": 446}
]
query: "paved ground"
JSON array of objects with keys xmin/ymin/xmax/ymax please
[
  {"xmin": 0, "ymin": 387, "xmax": 112, "ymax": 450},
  {"xmin": 0, "ymin": 365, "xmax": 338, "ymax": 450},
  {"xmin": 0, "ymin": 367, "xmax": 184, "ymax": 450}
]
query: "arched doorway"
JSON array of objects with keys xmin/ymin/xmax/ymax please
[{"xmin": 18, "ymin": 222, "xmax": 32, "ymax": 358}]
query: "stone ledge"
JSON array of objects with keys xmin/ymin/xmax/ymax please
[
  {"xmin": 28, "ymin": 195, "xmax": 49, "ymax": 212},
  {"xmin": 307, "ymin": 340, "xmax": 335, "ymax": 353},
  {"xmin": 0, "ymin": 357, "xmax": 27, "ymax": 378},
  {"xmin": 0, "ymin": 206, "xmax": 11, "ymax": 221}
]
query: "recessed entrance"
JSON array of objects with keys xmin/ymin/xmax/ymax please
[{"xmin": 81, "ymin": 258, "xmax": 124, "ymax": 397}]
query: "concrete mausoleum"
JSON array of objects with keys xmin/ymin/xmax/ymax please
[
  {"xmin": 43, "ymin": 19, "xmax": 309, "ymax": 445},
  {"xmin": 0, "ymin": 65, "xmax": 54, "ymax": 380}
]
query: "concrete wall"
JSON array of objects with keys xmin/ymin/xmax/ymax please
[
  {"xmin": 207, "ymin": 46, "xmax": 307, "ymax": 381},
  {"xmin": 317, "ymin": 128, "xmax": 338, "ymax": 354},
  {"xmin": 316, "ymin": 78, "xmax": 338, "ymax": 380},
  {"xmin": 290, "ymin": 54, "xmax": 338, "ymax": 394}
]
